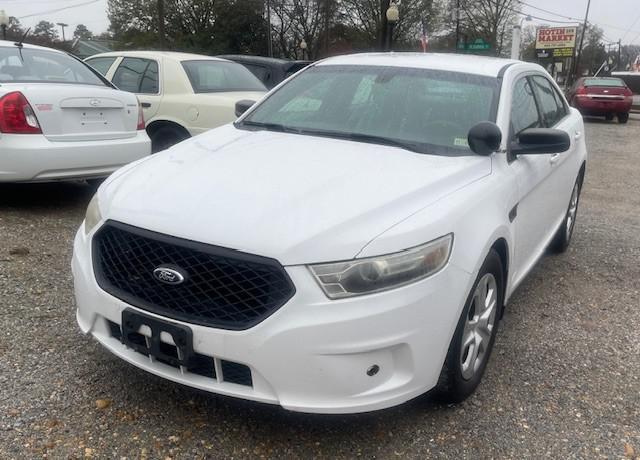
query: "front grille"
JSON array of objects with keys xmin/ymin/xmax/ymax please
[{"xmin": 93, "ymin": 221, "xmax": 295, "ymax": 330}]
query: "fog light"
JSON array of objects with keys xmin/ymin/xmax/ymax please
[{"xmin": 366, "ymin": 364, "xmax": 380, "ymax": 376}]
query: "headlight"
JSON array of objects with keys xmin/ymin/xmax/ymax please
[
  {"xmin": 84, "ymin": 193, "xmax": 102, "ymax": 235},
  {"xmin": 309, "ymin": 234, "xmax": 453, "ymax": 299}
]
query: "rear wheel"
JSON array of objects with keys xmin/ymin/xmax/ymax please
[
  {"xmin": 550, "ymin": 175, "xmax": 582, "ymax": 253},
  {"xmin": 605, "ymin": 114, "xmax": 614, "ymax": 121},
  {"xmin": 618, "ymin": 112, "xmax": 629, "ymax": 124},
  {"xmin": 436, "ymin": 250, "xmax": 503, "ymax": 403},
  {"xmin": 150, "ymin": 124, "xmax": 190, "ymax": 153}
]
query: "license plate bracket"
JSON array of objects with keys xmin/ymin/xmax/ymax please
[{"xmin": 121, "ymin": 309, "xmax": 194, "ymax": 368}]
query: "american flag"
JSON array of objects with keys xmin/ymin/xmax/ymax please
[{"xmin": 420, "ymin": 20, "xmax": 429, "ymax": 52}]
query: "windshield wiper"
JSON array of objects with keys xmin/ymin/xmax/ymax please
[
  {"xmin": 236, "ymin": 120, "xmax": 299, "ymax": 133},
  {"xmin": 296, "ymin": 128, "xmax": 424, "ymax": 153}
]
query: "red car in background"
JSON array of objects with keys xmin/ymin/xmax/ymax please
[{"xmin": 567, "ymin": 77, "xmax": 633, "ymax": 124}]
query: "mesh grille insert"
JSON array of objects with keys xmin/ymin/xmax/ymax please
[{"xmin": 93, "ymin": 221, "xmax": 295, "ymax": 330}]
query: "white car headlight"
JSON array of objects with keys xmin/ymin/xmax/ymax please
[
  {"xmin": 84, "ymin": 193, "xmax": 102, "ymax": 235},
  {"xmin": 309, "ymin": 234, "xmax": 453, "ymax": 299}
]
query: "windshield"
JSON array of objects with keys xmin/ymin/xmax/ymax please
[
  {"xmin": 0, "ymin": 46, "xmax": 106, "ymax": 86},
  {"xmin": 240, "ymin": 65, "xmax": 498, "ymax": 155},
  {"xmin": 182, "ymin": 60, "xmax": 266, "ymax": 93},
  {"xmin": 584, "ymin": 78, "xmax": 626, "ymax": 87}
]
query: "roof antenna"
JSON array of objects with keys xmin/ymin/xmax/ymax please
[{"xmin": 14, "ymin": 27, "xmax": 30, "ymax": 61}]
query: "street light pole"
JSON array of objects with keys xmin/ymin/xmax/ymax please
[
  {"xmin": 510, "ymin": 15, "xmax": 531, "ymax": 60},
  {"xmin": 0, "ymin": 10, "xmax": 9, "ymax": 41},
  {"xmin": 300, "ymin": 39, "xmax": 307, "ymax": 60},
  {"xmin": 385, "ymin": 1, "xmax": 399, "ymax": 51}
]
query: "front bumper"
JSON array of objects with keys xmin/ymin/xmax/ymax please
[
  {"xmin": 72, "ymin": 224, "xmax": 471, "ymax": 414},
  {"xmin": 0, "ymin": 131, "xmax": 151, "ymax": 182}
]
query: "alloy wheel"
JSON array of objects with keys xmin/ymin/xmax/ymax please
[
  {"xmin": 566, "ymin": 183, "xmax": 579, "ymax": 242},
  {"xmin": 460, "ymin": 273, "xmax": 498, "ymax": 380}
]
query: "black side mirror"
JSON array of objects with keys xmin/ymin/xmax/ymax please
[
  {"xmin": 235, "ymin": 99, "xmax": 256, "ymax": 117},
  {"xmin": 511, "ymin": 128, "xmax": 571, "ymax": 155},
  {"xmin": 468, "ymin": 122, "xmax": 502, "ymax": 156}
]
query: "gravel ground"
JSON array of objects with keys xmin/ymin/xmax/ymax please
[{"xmin": 1, "ymin": 116, "xmax": 639, "ymax": 459}]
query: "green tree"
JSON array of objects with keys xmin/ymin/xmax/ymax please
[
  {"xmin": 33, "ymin": 20, "xmax": 59, "ymax": 43},
  {"xmin": 74, "ymin": 24, "xmax": 94, "ymax": 40}
]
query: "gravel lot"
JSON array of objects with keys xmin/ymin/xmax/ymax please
[{"xmin": 1, "ymin": 116, "xmax": 639, "ymax": 459}]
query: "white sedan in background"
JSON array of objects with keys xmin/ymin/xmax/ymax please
[
  {"xmin": 85, "ymin": 51, "xmax": 268, "ymax": 152},
  {"xmin": 0, "ymin": 41, "xmax": 150, "ymax": 183}
]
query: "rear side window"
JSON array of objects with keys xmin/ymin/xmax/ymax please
[
  {"xmin": 112, "ymin": 57, "xmax": 159, "ymax": 94},
  {"xmin": 0, "ymin": 46, "xmax": 105, "ymax": 85},
  {"xmin": 511, "ymin": 78, "xmax": 541, "ymax": 136},
  {"xmin": 531, "ymin": 76, "xmax": 567, "ymax": 127},
  {"xmin": 181, "ymin": 60, "xmax": 266, "ymax": 93},
  {"xmin": 86, "ymin": 57, "xmax": 117, "ymax": 76}
]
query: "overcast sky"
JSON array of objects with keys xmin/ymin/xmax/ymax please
[{"xmin": 1, "ymin": 0, "xmax": 640, "ymax": 45}]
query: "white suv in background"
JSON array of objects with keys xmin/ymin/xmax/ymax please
[
  {"xmin": 73, "ymin": 53, "xmax": 587, "ymax": 413},
  {"xmin": 0, "ymin": 41, "xmax": 150, "ymax": 182},
  {"xmin": 85, "ymin": 51, "xmax": 267, "ymax": 152}
]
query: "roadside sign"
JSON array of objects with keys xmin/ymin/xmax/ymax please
[
  {"xmin": 535, "ymin": 27, "xmax": 576, "ymax": 59},
  {"xmin": 458, "ymin": 38, "xmax": 491, "ymax": 52}
]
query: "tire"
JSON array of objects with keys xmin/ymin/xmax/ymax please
[
  {"xmin": 150, "ymin": 124, "xmax": 190, "ymax": 153},
  {"xmin": 550, "ymin": 175, "xmax": 582, "ymax": 253},
  {"xmin": 618, "ymin": 112, "xmax": 629, "ymax": 124},
  {"xmin": 435, "ymin": 249, "xmax": 504, "ymax": 403}
]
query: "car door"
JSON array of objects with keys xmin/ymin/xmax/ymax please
[
  {"xmin": 508, "ymin": 75, "xmax": 556, "ymax": 285},
  {"xmin": 529, "ymin": 75, "xmax": 582, "ymax": 225},
  {"xmin": 111, "ymin": 57, "xmax": 162, "ymax": 121}
]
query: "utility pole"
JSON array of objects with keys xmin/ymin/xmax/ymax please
[
  {"xmin": 56, "ymin": 22, "xmax": 68, "ymax": 42},
  {"xmin": 617, "ymin": 39, "xmax": 622, "ymax": 70},
  {"xmin": 157, "ymin": 0, "xmax": 165, "ymax": 49},
  {"xmin": 266, "ymin": 0, "xmax": 273, "ymax": 57},
  {"xmin": 455, "ymin": 0, "xmax": 460, "ymax": 51},
  {"xmin": 571, "ymin": 0, "xmax": 591, "ymax": 85},
  {"xmin": 324, "ymin": 0, "xmax": 330, "ymax": 57}
]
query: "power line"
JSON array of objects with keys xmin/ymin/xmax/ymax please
[
  {"xmin": 518, "ymin": 1, "xmax": 583, "ymax": 22},
  {"xmin": 18, "ymin": 0, "xmax": 101, "ymax": 20}
]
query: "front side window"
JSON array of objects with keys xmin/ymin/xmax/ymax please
[
  {"xmin": 531, "ymin": 76, "xmax": 567, "ymax": 127},
  {"xmin": 511, "ymin": 78, "xmax": 541, "ymax": 136},
  {"xmin": 0, "ymin": 46, "xmax": 106, "ymax": 85},
  {"xmin": 86, "ymin": 56, "xmax": 117, "ymax": 76},
  {"xmin": 181, "ymin": 60, "xmax": 267, "ymax": 93},
  {"xmin": 112, "ymin": 57, "xmax": 159, "ymax": 94},
  {"xmin": 241, "ymin": 65, "xmax": 499, "ymax": 155}
]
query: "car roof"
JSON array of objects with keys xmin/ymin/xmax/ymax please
[
  {"xmin": 0, "ymin": 40, "xmax": 65, "ymax": 53},
  {"xmin": 316, "ymin": 53, "xmax": 526, "ymax": 77},
  {"xmin": 86, "ymin": 50, "xmax": 230, "ymax": 62}
]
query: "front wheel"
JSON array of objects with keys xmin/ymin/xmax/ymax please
[
  {"xmin": 550, "ymin": 176, "xmax": 582, "ymax": 253},
  {"xmin": 436, "ymin": 250, "xmax": 504, "ymax": 403},
  {"xmin": 618, "ymin": 112, "xmax": 629, "ymax": 124}
]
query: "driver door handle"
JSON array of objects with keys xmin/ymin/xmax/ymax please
[
  {"xmin": 549, "ymin": 153, "xmax": 560, "ymax": 165},
  {"xmin": 141, "ymin": 102, "xmax": 152, "ymax": 108},
  {"xmin": 574, "ymin": 131, "xmax": 582, "ymax": 140}
]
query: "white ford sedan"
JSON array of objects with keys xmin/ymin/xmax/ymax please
[
  {"xmin": 0, "ymin": 41, "xmax": 150, "ymax": 182},
  {"xmin": 85, "ymin": 51, "xmax": 267, "ymax": 152},
  {"xmin": 72, "ymin": 53, "xmax": 587, "ymax": 413}
]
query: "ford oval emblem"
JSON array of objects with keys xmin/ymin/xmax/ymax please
[{"xmin": 153, "ymin": 266, "xmax": 186, "ymax": 285}]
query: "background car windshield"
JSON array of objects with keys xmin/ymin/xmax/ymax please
[
  {"xmin": 244, "ymin": 65, "xmax": 498, "ymax": 155},
  {"xmin": 0, "ymin": 47, "xmax": 106, "ymax": 85},
  {"xmin": 182, "ymin": 60, "xmax": 266, "ymax": 93},
  {"xmin": 584, "ymin": 78, "xmax": 626, "ymax": 87}
]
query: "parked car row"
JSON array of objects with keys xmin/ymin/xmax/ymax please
[{"xmin": 0, "ymin": 40, "xmax": 313, "ymax": 183}]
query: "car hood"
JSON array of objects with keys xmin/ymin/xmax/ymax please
[{"xmin": 101, "ymin": 125, "xmax": 491, "ymax": 265}]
